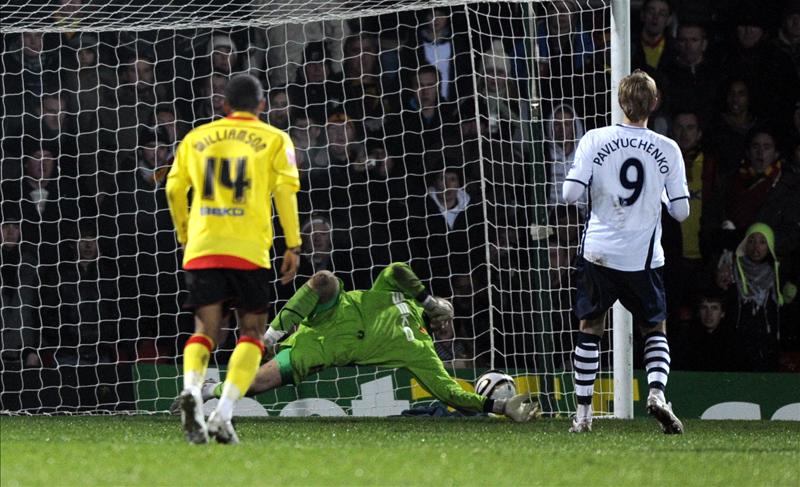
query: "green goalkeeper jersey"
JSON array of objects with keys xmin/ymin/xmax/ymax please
[
  {"xmin": 281, "ymin": 262, "xmax": 429, "ymax": 366},
  {"xmin": 274, "ymin": 263, "xmax": 486, "ymax": 413}
]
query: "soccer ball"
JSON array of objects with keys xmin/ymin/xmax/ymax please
[{"xmin": 474, "ymin": 370, "xmax": 516, "ymax": 400}]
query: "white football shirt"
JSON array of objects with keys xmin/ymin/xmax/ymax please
[{"xmin": 564, "ymin": 123, "xmax": 689, "ymax": 271}]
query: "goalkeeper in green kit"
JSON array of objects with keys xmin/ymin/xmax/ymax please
[{"xmin": 186, "ymin": 263, "xmax": 538, "ymax": 421}]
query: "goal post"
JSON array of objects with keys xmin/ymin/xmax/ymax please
[
  {"xmin": 0, "ymin": 0, "xmax": 622, "ymax": 416},
  {"xmin": 610, "ymin": 0, "xmax": 633, "ymax": 420}
]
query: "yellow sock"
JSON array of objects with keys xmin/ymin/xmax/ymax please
[
  {"xmin": 223, "ymin": 337, "xmax": 264, "ymax": 398},
  {"xmin": 183, "ymin": 333, "xmax": 214, "ymax": 391},
  {"xmin": 216, "ymin": 337, "xmax": 264, "ymax": 421}
]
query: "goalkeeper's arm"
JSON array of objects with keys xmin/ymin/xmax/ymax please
[{"xmin": 377, "ymin": 263, "xmax": 454, "ymax": 327}]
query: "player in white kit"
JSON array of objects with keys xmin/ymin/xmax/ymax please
[{"xmin": 562, "ymin": 70, "xmax": 689, "ymax": 434}]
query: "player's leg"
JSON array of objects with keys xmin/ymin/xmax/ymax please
[
  {"xmin": 571, "ymin": 315, "xmax": 605, "ymax": 432},
  {"xmin": 207, "ymin": 310, "xmax": 266, "ymax": 444},
  {"xmin": 623, "ymin": 267, "xmax": 683, "ymax": 434},
  {"xmin": 640, "ymin": 320, "xmax": 683, "ymax": 434},
  {"xmin": 569, "ymin": 257, "xmax": 617, "ymax": 433},
  {"xmin": 184, "ymin": 305, "xmax": 223, "ymax": 392},
  {"xmin": 198, "ymin": 325, "xmax": 333, "ymax": 406},
  {"xmin": 232, "ymin": 270, "xmax": 340, "ymax": 397},
  {"xmin": 192, "ymin": 359, "xmax": 285, "ymax": 406},
  {"xmin": 248, "ymin": 357, "xmax": 284, "ymax": 392},
  {"xmin": 180, "ymin": 302, "xmax": 223, "ymax": 444}
]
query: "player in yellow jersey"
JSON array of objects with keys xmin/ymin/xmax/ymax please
[{"xmin": 165, "ymin": 74, "xmax": 301, "ymax": 444}]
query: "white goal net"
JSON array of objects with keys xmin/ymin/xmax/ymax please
[{"xmin": 0, "ymin": 0, "xmax": 612, "ymax": 416}]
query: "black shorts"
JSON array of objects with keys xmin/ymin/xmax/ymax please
[
  {"xmin": 573, "ymin": 256, "xmax": 667, "ymax": 326},
  {"xmin": 184, "ymin": 268, "xmax": 273, "ymax": 314}
]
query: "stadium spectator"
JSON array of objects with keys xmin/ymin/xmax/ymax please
[
  {"xmin": 546, "ymin": 229, "xmax": 581, "ymax": 370},
  {"xmin": 722, "ymin": 4, "xmax": 800, "ymax": 123},
  {"xmin": 133, "ymin": 54, "xmax": 171, "ymax": 110},
  {"xmin": 154, "ymin": 104, "xmax": 179, "ymax": 150},
  {"xmin": 535, "ymin": 1, "xmax": 596, "ymax": 77},
  {"xmin": 112, "ymin": 127, "xmax": 179, "ymax": 343},
  {"xmin": 289, "ymin": 214, "xmax": 362, "ymax": 293},
  {"xmin": 6, "ymin": 145, "xmax": 80, "ymax": 251},
  {"xmin": 209, "ymin": 34, "xmax": 240, "ymax": 75},
  {"xmin": 0, "ymin": 220, "xmax": 41, "ymax": 368},
  {"xmin": 773, "ymin": 0, "xmax": 800, "ymax": 79},
  {"xmin": 192, "ymin": 72, "xmax": 228, "ymax": 125},
  {"xmin": 445, "ymin": 99, "xmax": 483, "ymax": 174},
  {"xmin": 63, "ymin": 33, "xmax": 116, "ymax": 170},
  {"xmin": 484, "ymin": 224, "xmax": 538, "ymax": 370},
  {"xmin": 755, "ymin": 140, "xmax": 800, "ymax": 263},
  {"xmin": 432, "ymin": 317, "xmax": 470, "ymax": 369},
  {"xmin": 328, "ymin": 140, "xmax": 394, "ymax": 278},
  {"xmin": 680, "ymin": 289, "xmax": 737, "ymax": 371},
  {"xmin": 303, "ymin": 112, "xmax": 362, "ymax": 211},
  {"xmin": 401, "ymin": 7, "xmax": 472, "ymax": 104},
  {"xmin": 547, "ymin": 231, "xmax": 576, "ymax": 291},
  {"xmin": 715, "ymin": 223, "xmax": 796, "ymax": 371},
  {"xmin": 265, "ymin": 87, "xmax": 290, "ymax": 131},
  {"xmin": 544, "ymin": 204, "xmax": 583, "ymax": 363},
  {"xmin": 448, "ymin": 269, "xmax": 488, "ymax": 364},
  {"xmin": 662, "ymin": 111, "xmax": 722, "ymax": 319},
  {"xmin": 661, "ymin": 23, "xmax": 720, "ymax": 123},
  {"xmin": 340, "ymin": 34, "xmax": 394, "ymax": 135},
  {"xmin": 288, "ymin": 41, "xmax": 344, "ymax": 123},
  {"xmin": 97, "ymin": 53, "xmax": 170, "ymax": 157},
  {"xmin": 545, "ymin": 103, "xmax": 586, "ymax": 206},
  {"xmin": 259, "ymin": 20, "xmax": 349, "ymax": 89},
  {"xmin": 52, "ymin": 0, "xmax": 86, "ymax": 41},
  {"xmin": 39, "ymin": 225, "xmax": 119, "ymax": 366},
  {"xmin": 548, "ymin": 203, "xmax": 584, "ymax": 250},
  {"xmin": 288, "ymin": 111, "xmax": 323, "ymax": 174},
  {"xmin": 707, "ymin": 79, "xmax": 760, "ymax": 176},
  {"xmin": 664, "ymin": 109, "xmax": 720, "ymax": 267},
  {"xmin": 288, "ymin": 114, "xmax": 324, "ymax": 214},
  {"xmin": 722, "ymin": 127, "xmax": 784, "ymax": 232},
  {"xmin": 476, "ymin": 40, "xmax": 529, "ymax": 143},
  {"xmin": 645, "ymin": 72, "xmax": 671, "ymax": 136},
  {"xmin": 22, "ymin": 94, "xmax": 79, "ymax": 159},
  {"xmin": 791, "ymin": 101, "xmax": 800, "ymax": 149},
  {"xmin": 1, "ymin": 32, "xmax": 62, "ymax": 159},
  {"xmin": 387, "ymin": 65, "xmax": 456, "ymax": 190},
  {"xmin": 409, "ymin": 167, "xmax": 484, "ymax": 297},
  {"xmin": 632, "ymin": 0, "xmax": 676, "ymax": 73},
  {"xmin": 2, "ymin": 32, "xmax": 61, "ymax": 111}
]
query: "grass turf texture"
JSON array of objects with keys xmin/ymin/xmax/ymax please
[{"xmin": 1, "ymin": 416, "xmax": 798, "ymax": 486}]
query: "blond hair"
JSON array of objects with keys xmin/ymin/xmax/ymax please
[{"xmin": 618, "ymin": 70, "xmax": 658, "ymax": 122}]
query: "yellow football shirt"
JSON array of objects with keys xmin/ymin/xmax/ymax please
[
  {"xmin": 166, "ymin": 111, "xmax": 301, "ymax": 269},
  {"xmin": 682, "ymin": 152, "xmax": 704, "ymax": 260},
  {"xmin": 642, "ymin": 37, "xmax": 666, "ymax": 70}
]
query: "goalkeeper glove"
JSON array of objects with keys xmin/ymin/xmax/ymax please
[
  {"xmin": 494, "ymin": 394, "xmax": 540, "ymax": 422},
  {"xmin": 421, "ymin": 295, "xmax": 454, "ymax": 327}
]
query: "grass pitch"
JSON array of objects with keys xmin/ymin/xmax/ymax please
[{"xmin": 1, "ymin": 416, "xmax": 798, "ymax": 486}]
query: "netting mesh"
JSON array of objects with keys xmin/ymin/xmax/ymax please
[
  {"xmin": 0, "ymin": 0, "xmax": 612, "ymax": 415},
  {"xmin": 2, "ymin": 1, "xmax": 482, "ymax": 33}
]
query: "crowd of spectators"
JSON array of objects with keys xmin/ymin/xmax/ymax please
[
  {"xmin": 629, "ymin": 0, "xmax": 800, "ymax": 373},
  {"xmin": 1, "ymin": 0, "xmax": 798, "ymax": 375}
]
